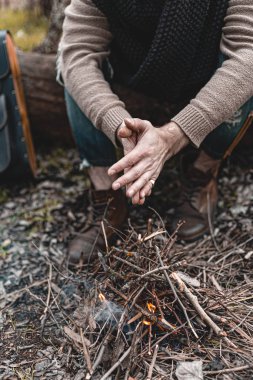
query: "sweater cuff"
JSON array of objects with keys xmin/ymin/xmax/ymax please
[
  {"xmin": 171, "ymin": 105, "xmax": 214, "ymax": 147},
  {"xmin": 101, "ymin": 106, "xmax": 131, "ymax": 146}
]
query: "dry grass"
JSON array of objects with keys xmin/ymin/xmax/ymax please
[{"xmin": 0, "ymin": 8, "xmax": 48, "ymax": 51}]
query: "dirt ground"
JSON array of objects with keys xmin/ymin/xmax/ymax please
[{"xmin": 0, "ymin": 146, "xmax": 252, "ymax": 380}]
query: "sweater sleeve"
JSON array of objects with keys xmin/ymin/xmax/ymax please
[
  {"xmin": 61, "ymin": 0, "xmax": 131, "ymax": 145},
  {"xmin": 172, "ymin": 0, "xmax": 253, "ymax": 147}
]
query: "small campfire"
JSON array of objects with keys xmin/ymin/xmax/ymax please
[{"xmin": 59, "ymin": 219, "xmax": 253, "ymax": 379}]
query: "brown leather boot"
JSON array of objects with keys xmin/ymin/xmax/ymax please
[
  {"xmin": 68, "ymin": 188, "xmax": 128, "ymax": 264},
  {"xmin": 171, "ymin": 156, "xmax": 219, "ymax": 241}
]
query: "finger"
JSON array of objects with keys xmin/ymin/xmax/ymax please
[
  {"xmin": 132, "ymin": 192, "xmax": 145, "ymax": 205},
  {"xmin": 124, "ymin": 168, "xmax": 132, "ymax": 196},
  {"xmin": 127, "ymin": 174, "xmax": 155, "ymax": 198},
  {"xmin": 118, "ymin": 122, "xmax": 133, "ymax": 138},
  {"xmin": 138, "ymin": 197, "xmax": 145, "ymax": 205},
  {"xmin": 132, "ymin": 191, "xmax": 141, "ymax": 205},
  {"xmin": 140, "ymin": 181, "xmax": 153, "ymax": 198},
  {"xmin": 128, "ymin": 180, "xmax": 140, "ymax": 204},
  {"xmin": 108, "ymin": 147, "xmax": 145, "ymax": 177},
  {"xmin": 124, "ymin": 118, "xmax": 149, "ymax": 134},
  {"xmin": 111, "ymin": 160, "xmax": 150, "ymax": 191}
]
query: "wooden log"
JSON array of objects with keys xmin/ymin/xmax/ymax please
[
  {"xmin": 17, "ymin": 50, "xmax": 253, "ymax": 150},
  {"xmin": 17, "ymin": 50, "xmax": 74, "ymax": 146},
  {"xmin": 17, "ymin": 50, "xmax": 176, "ymax": 147}
]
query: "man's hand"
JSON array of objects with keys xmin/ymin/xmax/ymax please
[
  {"xmin": 117, "ymin": 120, "xmax": 145, "ymax": 205},
  {"xmin": 110, "ymin": 118, "xmax": 189, "ymax": 201}
]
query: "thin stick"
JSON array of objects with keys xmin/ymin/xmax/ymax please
[
  {"xmin": 148, "ymin": 207, "xmax": 168, "ymax": 236},
  {"xmin": 80, "ymin": 328, "xmax": 93, "ymax": 375},
  {"xmin": 40, "ymin": 263, "xmax": 53, "ymax": 335},
  {"xmin": 207, "ymin": 192, "xmax": 220, "ymax": 253},
  {"xmin": 155, "ymin": 246, "xmax": 198, "ymax": 339},
  {"xmin": 130, "ymin": 283, "xmax": 147, "ymax": 309},
  {"xmin": 127, "ymin": 312, "xmax": 143, "ymax": 325},
  {"xmin": 124, "ymin": 322, "xmax": 141, "ymax": 380},
  {"xmin": 43, "ymin": 263, "xmax": 52, "ymax": 316},
  {"xmin": 85, "ymin": 335, "xmax": 111, "ymax": 380},
  {"xmin": 1, "ymin": 279, "xmax": 48, "ymax": 302},
  {"xmin": 139, "ymin": 265, "xmax": 179, "ymax": 280},
  {"xmin": 170, "ymin": 272, "xmax": 237, "ymax": 348},
  {"xmin": 100, "ymin": 346, "xmax": 131, "ymax": 380},
  {"xmin": 113, "ymin": 255, "xmax": 145, "ymax": 272},
  {"xmin": 100, "ymin": 327, "xmax": 149, "ymax": 380},
  {"xmin": 143, "ymin": 230, "xmax": 166, "ymax": 242},
  {"xmin": 210, "ymin": 275, "xmax": 224, "ymax": 292},
  {"xmin": 147, "ymin": 344, "xmax": 159, "ymax": 380},
  {"xmin": 148, "ymin": 324, "xmax": 152, "ymax": 355},
  {"xmin": 98, "ymin": 251, "xmax": 109, "ymax": 272},
  {"xmin": 147, "ymin": 218, "xmax": 153, "ymax": 235},
  {"xmin": 152, "ymin": 289, "xmax": 165, "ymax": 320},
  {"xmin": 206, "ymin": 311, "xmax": 227, "ymax": 324},
  {"xmin": 205, "ymin": 364, "xmax": 252, "ymax": 375},
  {"xmin": 171, "ymin": 272, "xmax": 226, "ymax": 336},
  {"xmin": 101, "ymin": 220, "xmax": 109, "ymax": 254}
]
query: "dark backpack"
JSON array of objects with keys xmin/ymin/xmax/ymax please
[{"xmin": 0, "ymin": 30, "xmax": 37, "ymax": 180}]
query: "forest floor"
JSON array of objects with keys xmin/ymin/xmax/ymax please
[{"xmin": 0, "ymin": 146, "xmax": 253, "ymax": 380}]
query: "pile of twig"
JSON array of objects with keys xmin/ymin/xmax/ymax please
[{"xmin": 62, "ymin": 219, "xmax": 253, "ymax": 379}]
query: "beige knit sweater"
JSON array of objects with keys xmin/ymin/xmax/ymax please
[{"xmin": 60, "ymin": 0, "xmax": 253, "ymax": 147}]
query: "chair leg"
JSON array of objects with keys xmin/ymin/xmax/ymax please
[{"xmin": 223, "ymin": 111, "xmax": 253, "ymax": 159}]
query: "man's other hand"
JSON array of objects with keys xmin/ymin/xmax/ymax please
[
  {"xmin": 116, "ymin": 119, "xmax": 145, "ymax": 205},
  {"xmin": 110, "ymin": 119, "xmax": 189, "ymax": 202}
]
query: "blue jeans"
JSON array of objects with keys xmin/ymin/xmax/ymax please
[
  {"xmin": 201, "ymin": 53, "xmax": 253, "ymax": 159},
  {"xmin": 65, "ymin": 90, "xmax": 117, "ymax": 167}
]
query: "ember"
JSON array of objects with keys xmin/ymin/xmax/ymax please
[
  {"xmin": 143, "ymin": 302, "xmax": 156, "ymax": 325},
  {"xmin": 143, "ymin": 319, "xmax": 152, "ymax": 326},
  {"xmin": 98, "ymin": 292, "xmax": 106, "ymax": 302},
  {"xmin": 147, "ymin": 302, "xmax": 156, "ymax": 313}
]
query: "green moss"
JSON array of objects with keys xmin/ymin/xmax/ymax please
[
  {"xmin": 0, "ymin": 247, "xmax": 9, "ymax": 259},
  {"xmin": 0, "ymin": 8, "xmax": 48, "ymax": 51},
  {"xmin": 0, "ymin": 188, "xmax": 9, "ymax": 204}
]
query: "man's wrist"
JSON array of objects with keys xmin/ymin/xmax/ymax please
[
  {"xmin": 160, "ymin": 121, "xmax": 190, "ymax": 154},
  {"xmin": 115, "ymin": 124, "xmax": 123, "ymax": 147}
]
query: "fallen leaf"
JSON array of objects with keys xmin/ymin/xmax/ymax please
[
  {"xmin": 176, "ymin": 272, "xmax": 200, "ymax": 288},
  {"xmin": 245, "ymin": 251, "xmax": 253, "ymax": 260},
  {"xmin": 64, "ymin": 326, "xmax": 91, "ymax": 347},
  {"xmin": 176, "ymin": 361, "xmax": 203, "ymax": 380}
]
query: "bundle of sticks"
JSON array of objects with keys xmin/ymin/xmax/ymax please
[{"xmin": 63, "ymin": 219, "xmax": 253, "ymax": 379}]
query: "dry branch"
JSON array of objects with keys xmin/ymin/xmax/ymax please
[
  {"xmin": 147, "ymin": 344, "xmax": 159, "ymax": 380},
  {"xmin": 170, "ymin": 272, "xmax": 237, "ymax": 349},
  {"xmin": 155, "ymin": 246, "xmax": 199, "ymax": 339}
]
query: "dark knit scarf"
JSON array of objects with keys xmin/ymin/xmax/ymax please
[{"xmin": 92, "ymin": 0, "xmax": 229, "ymax": 102}]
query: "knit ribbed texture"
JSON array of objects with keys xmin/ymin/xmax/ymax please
[
  {"xmin": 61, "ymin": 0, "xmax": 253, "ymax": 146},
  {"xmin": 172, "ymin": 105, "xmax": 213, "ymax": 147},
  {"xmin": 101, "ymin": 106, "xmax": 131, "ymax": 146}
]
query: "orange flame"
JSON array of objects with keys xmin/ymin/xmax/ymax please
[
  {"xmin": 142, "ymin": 302, "xmax": 156, "ymax": 326},
  {"xmin": 147, "ymin": 302, "xmax": 156, "ymax": 313},
  {"xmin": 99, "ymin": 293, "xmax": 106, "ymax": 302}
]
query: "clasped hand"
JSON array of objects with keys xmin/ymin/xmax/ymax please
[{"xmin": 108, "ymin": 118, "xmax": 189, "ymax": 204}]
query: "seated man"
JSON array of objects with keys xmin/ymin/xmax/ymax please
[{"xmin": 59, "ymin": 0, "xmax": 253, "ymax": 263}]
